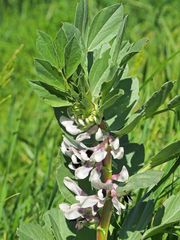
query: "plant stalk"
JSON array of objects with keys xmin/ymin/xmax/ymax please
[{"xmin": 97, "ymin": 150, "xmax": 113, "ymax": 240}]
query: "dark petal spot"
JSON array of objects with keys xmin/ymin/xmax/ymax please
[
  {"xmin": 86, "ymin": 150, "xmax": 93, "ymax": 158},
  {"xmin": 72, "ymin": 163, "xmax": 82, "ymax": 169},
  {"xmin": 76, "ymin": 158, "xmax": 81, "ymax": 163},
  {"xmin": 102, "ymin": 189, "xmax": 106, "ymax": 198}
]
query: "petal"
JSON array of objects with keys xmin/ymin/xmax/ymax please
[
  {"xmin": 75, "ymin": 166, "xmax": 93, "ymax": 179},
  {"xmin": 71, "ymin": 154, "xmax": 81, "ymax": 164},
  {"xmin": 60, "ymin": 116, "xmax": 82, "ymax": 135},
  {"xmin": 60, "ymin": 116, "xmax": 74, "ymax": 127},
  {"xmin": 68, "ymin": 163, "xmax": 76, "ymax": 170},
  {"xmin": 95, "ymin": 128, "xmax": 104, "ymax": 141},
  {"xmin": 64, "ymin": 177, "xmax": 85, "ymax": 196},
  {"xmin": 76, "ymin": 132, "xmax": 91, "ymax": 142},
  {"xmin": 79, "ymin": 150, "xmax": 90, "ymax": 161},
  {"xmin": 89, "ymin": 168, "xmax": 112, "ymax": 190},
  {"xmin": 97, "ymin": 189, "xmax": 106, "ymax": 200},
  {"xmin": 59, "ymin": 203, "xmax": 82, "ymax": 220},
  {"xmin": 112, "ymin": 197, "xmax": 125, "ymax": 215},
  {"xmin": 59, "ymin": 203, "xmax": 70, "ymax": 212},
  {"xmin": 92, "ymin": 149, "xmax": 107, "ymax": 162},
  {"xmin": 66, "ymin": 125, "xmax": 82, "ymax": 135},
  {"xmin": 111, "ymin": 147, "xmax": 124, "ymax": 160},
  {"xmin": 111, "ymin": 138, "xmax": 119, "ymax": 150},
  {"xmin": 112, "ymin": 166, "xmax": 129, "ymax": 182},
  {"xmin": 88, "ymin": 125, "xmax": 98, "ymax": 135},
  {"xmin": 76, "ymin": 195, "xmax": 99, "ymax": 208}
]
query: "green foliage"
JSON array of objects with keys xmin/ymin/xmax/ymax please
[
  {"xmin": 118, "ymin": 170, "xmax": 163, "ymax": 194},
  {"xmin": 0, "ymin": 0, "xmax": 179, "ymax": 239},
  {"xmin": 17, "ymin": 208, "xmax": 75, "ymax": 240},
  {"xmin": 142, "ymin": 193, "xmax": 180, "ymax": 239},
  {"xmin": 149, "ymin": 141, "xmax": 180, "ymax": 168}
]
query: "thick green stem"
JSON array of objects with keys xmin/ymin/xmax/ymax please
[{"xmin": 97, "ymin": 150, "xmax": 112, "ymax": 240}]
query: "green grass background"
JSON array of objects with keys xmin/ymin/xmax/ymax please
[{"xmin": 0, "ymin": 0, "xmax": 179, "ymax": 239}]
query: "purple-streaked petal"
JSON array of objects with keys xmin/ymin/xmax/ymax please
[
  {"xmin": 92, "ymin": 149, "xmax": 107, "ymax": 162},
  {"xmin": 75, "ymin": 166, "xmax": 93, "ymax": 179},
  {"xmin": 89, "ymin": 168, "xmax": 113, "ymax": 190},
  {"xmin": 112, "ymin": 166, "xmax": 129, "ymax": 182},
  {"xmin": 64, "ymin": 177, "xmax": 85, "ymax": 196},
  {"xmin": 112, "ymin": 197, "xmax": 125, "ymax": 215},
  {"xmin": 59, "ymin": 203, "xmax": 82, "ymax": 220}
]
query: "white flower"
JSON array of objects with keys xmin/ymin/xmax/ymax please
[
  {"xmin": 89, "ymin": 166, "xmax": 129, "ymax": 215},
  {"xmin": 112, "ymin": 166, "xmax": 129, "ymax": 182},
  {"xmin": 76, "ymin": 125, "xmax": 98, "ymax": 142},
  {"xmin": 59, "ymin": 203, "xmax": 82, "ymax": 220},
  {"xmin": 59, "ymin": 177, "xmax": 105, "ymax": 221},
  {"xmin": 110, "ymin": 137, "xmax": 124, "ymax": 160},
  {"xmin": 60, "ymin": 116, "xmax": 82, "ymax": 135}
]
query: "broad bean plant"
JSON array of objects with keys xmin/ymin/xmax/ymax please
[{"xmin": 17, "ymin": 1, "xmax": 180, "ymax": 240}]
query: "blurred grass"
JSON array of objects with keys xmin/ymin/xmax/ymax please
[{"xmin": 0, "ymin": 0, "xmax": 179, "ymax": 239}]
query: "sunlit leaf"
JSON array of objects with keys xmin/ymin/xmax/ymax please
[
  {"xmin": 143, "ymin": 81, "xmax": 174, "ymax": 117},
  {"xmin": 36, "ymin": 31, "xmax": 58, "ymax": 67},
  {"xmin": 150, "ymin": 141, "xmax": 180, "ymax": 168},
  {"xmin": 87, "ymin": 4, "xmax": 124, "ymax": 51},
  {"xmin": 30, "ymin": 81, "xmax": 71, "ymax": 107},
  {"xmin": 75, "ymin": 0, "xmax": 88, "ymax": 41},
  {"xmin": 54, "ymin": 28, "xmax": 67, "ymax": 69},
  {"xmin": 142, "ymin": 193, "xmax": 180, "ymax": 239},
  {"xmin": 64, "ymin": 36, "xmax": 82, "ymax": 78},
  {"xmin": 168, "ymin": 95, "xmax": 180, "ymax": 109},
  {"xmin": 117, "ymin": 170, "xmax": 163, "ymax": 194},
  {"xmin": 35, "ymin": 59, "xmax": 66, "ymax": 92}
]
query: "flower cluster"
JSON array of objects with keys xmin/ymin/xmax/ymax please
[{"xmin": 59, "ymin": 115, "xmax": 129, "ymax": 229}]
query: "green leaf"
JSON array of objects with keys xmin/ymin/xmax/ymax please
[
  {"xmin": 35, "ymin": 59, "xmax": 66, "ymax": 92},
  {"xmin": 142, "ymin": 194, "xmax": 180, "ymax": 239},
  {"xmin": 17, "ymin": 208, "xmax": 75, "ymax": 240},
  {"xmin": 168, "ymin": 95, "xmax": 180, "ymax": 109},
  {"xmin": 113, "ymin": 112, "xmax": 143, "ymax": 137},
  {"xmin": 120, "ymin": 38, "xmax": 148, "ymax": 66},
  {"xmin": 30, "ymin": 81, "xmax": 71, "ymax": 107},
  {"xmin": 143, "ymin": 81, "xmax": 174, "ymax": 117},
  {"xmin": 36, "ymin": 31, "xmax": 58, "ymax": 67},
  {"xmin": 44, "ymin": 208, "xmax": 75, "ymax": 240},
  {"xmin": 118, "ymin": 231, "xmax": 142, "ymax": 240},
  {"xmin": 64, "ymin": 36, "xmax": 82, "ymax": 78},
  {"xmin": 100, "ymin": 89, "xmax": 124, "ymax": 111},
  {"xmin": 104, "ymin": 77, "xmax": 139, "ymax": 131},
  {"xmin": 62, "ymin": 22, "xmax": 81, "ymax": 41},
  {"xmin": 54, "ymin": 28, "xmax": 67, "ymax": 69},
  {"xmin": 76, "ymin": 227, "xmax": 96, "ymax": 239},
  {"xmin": 89, "ymin": 49, "xmax": 111, "ymax": 97},
  {"xmin": 117, "ymin": 170, "xmax": 163, "ymax": 194},
  {"xmin": 74, "ymin": 0, "xmax": 88, "ymax": 41},
  {"xmin": 111, "ymin": 15, "xmax": 128, "ymax": 64},
  {"xmin": 56, "ymin": 152, "xmax": 76, "ymax": 204},
  {"xmin": 118, "ymin": 200, "xmax": 154, "ymax": 239},
  {"xmin": 150, "ymin": 141, "xmax": 180, "ymax": 168},
  {"xmin": 87, "ymin": 4, "xmax": 124, "ymax": 51},
  {"xmin": 17, "ymin": 223, "xmax": 54, "ymax": 240}
]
